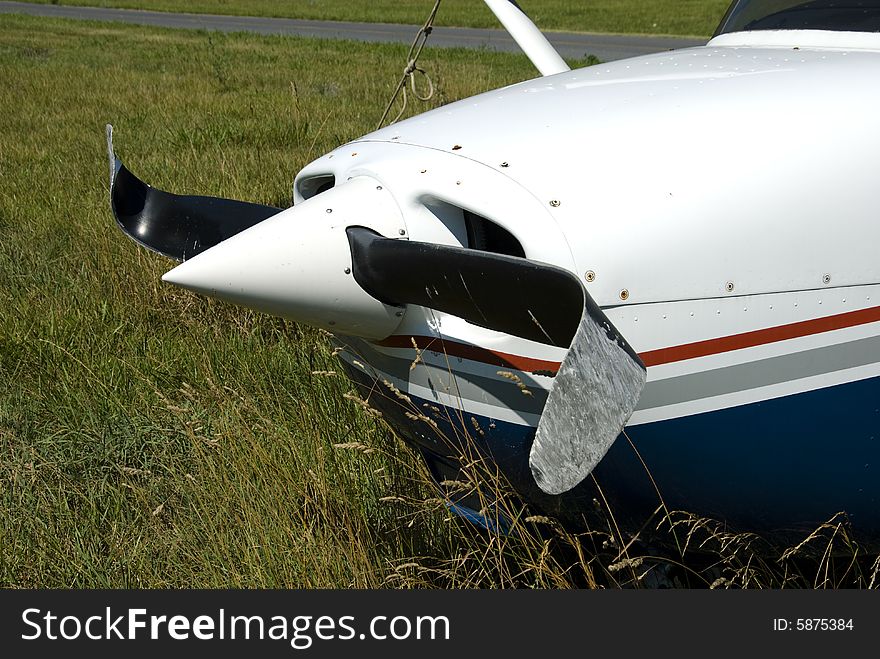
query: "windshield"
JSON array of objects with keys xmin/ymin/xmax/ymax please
[{"xmin": 716, "ymin": 0, "xmax": 880, "ymax": 35}]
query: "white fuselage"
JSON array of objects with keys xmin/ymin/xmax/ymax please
[{"xmin": 294, "ymin": 30, "xmax": 880, "ymax": 431}]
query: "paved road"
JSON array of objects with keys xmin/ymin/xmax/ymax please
[{"xmin": 0, "ymin": 1, "xmax": 706, "ymax": 62}]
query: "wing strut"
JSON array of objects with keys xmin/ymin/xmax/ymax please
[{"xmin": 483, "ymin": 0, "xmax": 570, "ymax": 76}]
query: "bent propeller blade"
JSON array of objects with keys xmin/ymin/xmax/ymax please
[
  {"xmin": 530, "ymin": 296, "xmax": 647, "ymax": 495},
  {"xmin": 346, "ymin": 227, "xmax": 647, "ymax": 494},
  {"xmin": 106, "ymin": 124, "xmax": 281, "ymax": 261}
]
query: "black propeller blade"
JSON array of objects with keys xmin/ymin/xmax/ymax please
[
  {"xmin": 346, "ymin": 226, "xmax": 639, "ymax": 362},
  {"xmin": 347, "ymin": 226, "xmax": 583, "ymax": 347},
  {"xmin": 106, "ymin": 125, "xmax": 281, "ymax": 261}
]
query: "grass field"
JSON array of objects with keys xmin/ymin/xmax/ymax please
[
  {"xmin": 1, "ymin": 13, "xmax": 878, "ymax": 589},
  {"xmin": 0, "ymin": 13, "xmax": 554, "ymax": 588},
  {"xmin": 20, "ymin": 0, "xmax": 733, "ymax": 37}
]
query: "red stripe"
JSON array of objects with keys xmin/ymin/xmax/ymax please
[
  {"xmin": 377, "ymin": 305, "xmax": 880, "ymax": 373},
  {"xmin": 376, "ymin": 335, "xmax": 562, "ymax": 375},
  {"xmin": 640, "ymin": 305, "xmax": 880, "ymax": 367}
]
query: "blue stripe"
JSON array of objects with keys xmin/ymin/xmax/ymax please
[{"xmin": 614, "ymin": 376, "xmax": 880, "ymax": 538}]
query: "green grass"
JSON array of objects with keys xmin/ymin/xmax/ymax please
[
  {"xmin": 19, "ymin": 0, "xmax": 732, "ymax": 37},
  {"xmin": 0, "ymin": 13, "xmax": 564, "ymax": 588},
  {"xmin": 2, "ymin": 14, "xmax": 878, "ymax": 590}
]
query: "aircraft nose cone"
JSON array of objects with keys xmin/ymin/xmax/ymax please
[{"xmin": 162, "ymin": 176, "xmax": 406, "ymax": 339}]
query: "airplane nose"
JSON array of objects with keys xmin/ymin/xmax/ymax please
[{"xmin": 161, "ymin": 176, "xmax": 407, "ymax": 339}]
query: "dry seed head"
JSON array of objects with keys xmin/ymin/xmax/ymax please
[
  {"xmin": 440, "ymin": 479, "xmax": 470, "ymax": 494},
  {"xmin": 333, "ymin": 441, "xmax": 372, "ymax": 452},
  {"xmin": 868, "ymin": 556, "xmax": 880, "ymax": 589},
  {"xmin": 409, "ymin": 337, "xmax": 424, "ymax": 371},
  {"xmin": 343, "ymin": 392, "xmax": 383, "ymax": 418},
  {"xmin": 497, "ymin": 370, "xmax": 532, "ymax": 396},
  {"xmin": 608, "ymin": 556, "xmax": 644, "ymax": 572},
  {"xmin": 405, "ymin": 411, "xmax": 439, "ymax": 429},
  {"xmin": 118, "ymin": 466, "xmax": 152, "ymax": 477},
  {"xmin": 381, "ymin": 379, "xmax": 413, "ymax": 405}
]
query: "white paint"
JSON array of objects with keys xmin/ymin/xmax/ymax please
[
  {"xmin": 709, "ymin": 29, "xmax": 880, "ymax": 51},
  {"xmin": 348, "ymin": 42, "xmax": 880, "ymax": 308},
  {"xmin": 296, "ymin": 142, "xmax": 579, "ymax": 272}
]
